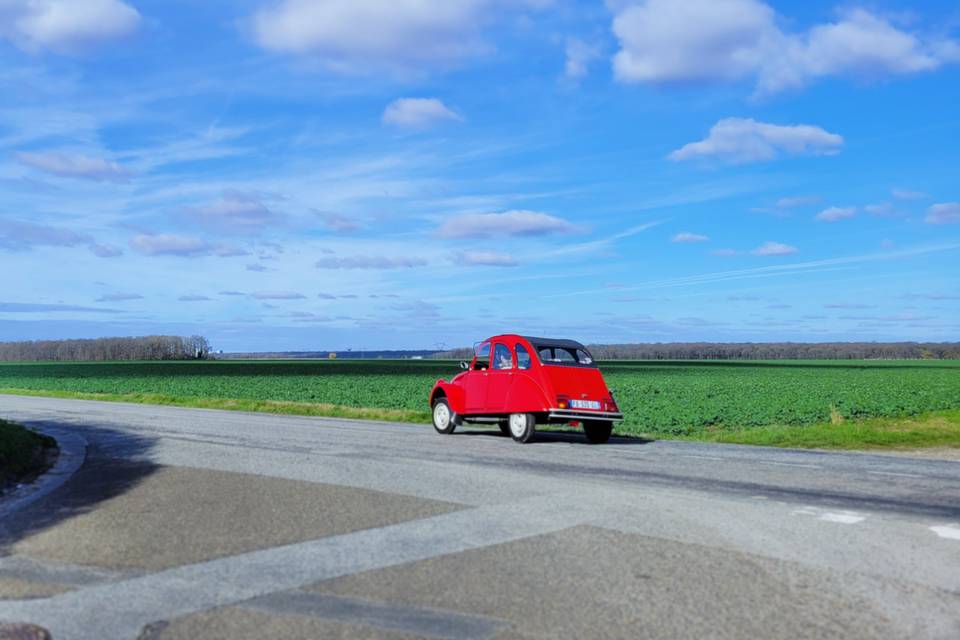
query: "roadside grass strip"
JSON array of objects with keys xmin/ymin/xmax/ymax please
[
  {"xmin": 681, "ymin": 409, "xmax": 960, "ymax": 450},
  {"xmin": 0, "ymin": 419, "xmax": 56, "ymax": 490}
]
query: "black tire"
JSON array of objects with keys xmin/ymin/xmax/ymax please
[
  {"xmin": 583, "ymin": 421, "xmax": 612, "ymax": 444},
  {"xmin": 507, "ymin": 413, "xmax": 535, "ymax": 443},
  {"xmin": 432, "ymin": 398, "xmax": 456, "ymax": 434}
]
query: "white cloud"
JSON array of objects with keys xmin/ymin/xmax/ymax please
[
  {"xmin": 672, "ymin": 232, "xmax": 709, "ymax": 243},
  {"xmin": 90, "ymin": 243, "xmax": 123, "ymax": 258},
  {"xmin": 315, "ymin": 210, "xmax": 358, "ymax": 232},
  {"xmin": 564, "ymin": 37, "xmax": 602, "ymax": 80},
  {"xmin": 0, "ymin": 219, "xmax": 91, "ymax": 251},
  {"xmin": 178, "ymin": 295, "xmax": 212, "ymax": 302},
  {"xmin": 669, "ymin": 118, "xmax": 842, "ymax": 164},
  {"xmin": 16, "ymin": 151, "xmax": 130, "ymax": 182},
  {"xmin": 96, "ymin": 292, "xmax": 142, "ymax": 302},
  {"xmin": 864, "ymin": 203, "xmax": 896, "ymax": 217},
  {"xmin": 251, "ymin": 291, "xmax": 306, "ymax": 300},
  {"xmin": 437, "ymin": 210, "xmax": 576, "ymax": 238},
  {"xmin": 315, "ymin": 255, "xmax": 428, "ymax": 269},
  {"xmin": 0, "ymin": 0, "xmax": 140, "ymax": 53},
  {"xmin": 250, "ymin": 0, "xmax": 546, "ymax": 73},
  {"xmin": 185, "ymin": 193, "xmax": 278, "ymax": 234},
  {"xmin": 752, "ymin": 241, "xmax": 798, "ymax": 256},
  {"xmin": 131, "ymin": 234, "xmax": 211, "ymax": 257},
  {"xmin": 815, "ymin": 206, "xmax": 856, "ymax": 222},
  {"xmin": 382, "ymin": 98, "xmax": 462, "ymax": 130},
  {"xmin": 926, "ymin": 203, "xmax": 960, "ymax": 225},
  {"xmin": 610, "ymin": 0, "xmax": 957, "ymax": 95},
  {"xmin": 775, "ymin": 195, "xmax": 820, "ymax": 209},
  {"xmin": 892, "ymin": 188, "xmax": 928, "ymax": 201},
  {"xmin": 455, "ymin": 251, "xmax": 519, "ymax": 267},
  {"xmin": 130, "ymin": 234, "xmax": 246, "ymax": 258},
  {"xmin": 612, "ymin": 0, "xmax": 775, "ymax": 85}
]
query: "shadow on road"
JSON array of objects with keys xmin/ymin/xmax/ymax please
[
  {"xmin": 456, "ymin": 428, "xmax": 654, "ymax": 446},
  {"xmin": 0, "ymin": 419, "xmax": 158, "ymax": 549}
]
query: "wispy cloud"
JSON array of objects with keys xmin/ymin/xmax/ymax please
[
  {"xmin": 455, "ymin": 251, "xmax": 519, "ymax": 267},
  {"xmin": 0, "ymin": 219, "xmax": 92, "ymax": 251},
  {"xmin": 130, "ymin": 234, "xmax": 247, "ymax": 258},
  {"xmin": 0, "ymin": 301, "xmax": 121, "ymax": 313},
  {"xmin": 752, "ymin": 241, "xmax": 798, "ymax": 256},
  {"xmin": 16, "ymin": 151, "xmax": 131, "ymax": 182},
  {"xmin": 926, "ymin": 202, "xmax": 960, "ymax": 225},
  {"xmin": 96, "ymin": 292, "xmax": 143, "ymax": 302},
  {"xmin": 815, "ymin": 206, "xmax": 857, "ymax": 222},
  {"xmin": 315, "ymin": 255, "xmax": 428, "ymax": 269},
  {"xmin": 185, "ymin": 192, "xmax": 279, "ymax": 234},
  {"xmin": 437, "ymin": 210, "xmax": 576, "ymax": 239},
  {"xmin": 549, "ymin": 243, "xmax": 960, "ymax": 298},
  {"xmin": 250, "ymin": 291, "xmax": 306, "ymax": 300}
]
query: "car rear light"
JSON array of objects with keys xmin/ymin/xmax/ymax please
[
  {"xmin": 603, "ymin": 396, "xmax": 618, "ymax": 412},
  {"xmin": 557, "ymin": 394, "xmax": 570, "ymax": 409}
]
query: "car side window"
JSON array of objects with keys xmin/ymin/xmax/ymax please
[
  {"xmin": 576, "ymin": 349, "xmax": 593, "ymax": 365},
  {"xmin": 492, "ymin": 343, "xmax": 513, "ymax": 370},
  {"xmin": 515, "ymin": 344, "xmax": 531, "ymax": 370},
  {"xmin": 474, "ymin": 342, "xmax": 490, "ymax": 370}
]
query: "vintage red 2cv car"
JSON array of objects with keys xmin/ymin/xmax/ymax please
[{"xmin": 429, "ymin": 335, "xmax": 623, "ymax": 444}]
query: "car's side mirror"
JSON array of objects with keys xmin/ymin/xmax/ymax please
[{"xmin": 460, "ymin": 361, "xmax": 469, "ymax": 370}]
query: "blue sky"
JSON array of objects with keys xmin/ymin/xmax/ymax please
[{"xmin": 1, "ymin": 0, "xmax": 958, "ymax": 351}]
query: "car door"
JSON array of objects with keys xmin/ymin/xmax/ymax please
[
  {"xmin": 484, "ymin": 342, "xmax": 515, "ymax": 413},
  {"xmin": 463, "ymin": 341, "xmax": 491, "ymax": 413}
]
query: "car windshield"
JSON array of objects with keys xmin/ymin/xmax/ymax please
[{"xmin": 535, "ymin": 345, "xmax": 596, "ymax": 367}]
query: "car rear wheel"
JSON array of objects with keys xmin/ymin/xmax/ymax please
[
  {"xmin": 508, "ymin": 413, "xmax": 535, "ymax": 443},
  {"xmin": 583, "ymin": 420, "xmax": 612, "ymax": 444},
  {"xmin": 432, "ymin": 398, "xmax": 456, "ymax": 434}
]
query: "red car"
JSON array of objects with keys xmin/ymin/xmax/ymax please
[{"xmin": 429, "ymin": 334, "xmax": 623, "ymax": 444}]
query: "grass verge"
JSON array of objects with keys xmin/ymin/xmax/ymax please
[
  {"xmin": 0, "ymin": 418, "xmax": 57, "ymax": 490},
  {"xmin": 679, "ymin": 409, "xmax": 960, "ymax": 450},
  {"xmin": 2, "ymin": 388, "xmax": 958, "ymax": 451}
]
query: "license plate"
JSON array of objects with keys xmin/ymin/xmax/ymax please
[{"xmin": 570, "ymin": 399, "xmax": 600, "ymax": 410}]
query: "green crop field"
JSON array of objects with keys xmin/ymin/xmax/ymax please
[{"xmin": 0, "ymin": 359, "xmax": 958, "ymax": 448}]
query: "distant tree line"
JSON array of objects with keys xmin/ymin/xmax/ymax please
[
  {"xmin": 0, "ymin": 336, "xmax": 210, "ymax": 362},
  {"xmin": 434, "ymin": 342, "xmax": 960, "ymax": 360}
]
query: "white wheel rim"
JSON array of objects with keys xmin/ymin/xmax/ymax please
[
  {"xmin": 509, "ymin": 414, "xmax": 527, "ymax": 437},
  {"xmin": 434, "ymin": 403, "xmax": 450, "ymax": 429}
]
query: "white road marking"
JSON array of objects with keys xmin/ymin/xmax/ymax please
[
  {"xmin": 680, "ymin": 454, "xmax": 723, "ymax": 461},
  {"xmin": 792, "ymin": 507, "xmax": 865, "ymax": 524},
  {"xmin": 930, "ymin": 525, "xmax": 960, "ymax": 540},
  {"xmin": 0, "ymin": 495, "xmax": 599, "ymax": 640}
]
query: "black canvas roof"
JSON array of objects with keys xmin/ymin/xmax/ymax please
[{"xmin": 522, "ymin": 336, "xmax": 588, "ymax": 351}]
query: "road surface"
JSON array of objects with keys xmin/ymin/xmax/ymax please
[{"xmin": 0, "ymin": 395, "xmax": 958, "ymax": 639}]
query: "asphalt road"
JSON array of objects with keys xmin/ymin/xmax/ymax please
[{"xmin": 0, "ymin": 395, "xmax": 959, "ymax": 640}]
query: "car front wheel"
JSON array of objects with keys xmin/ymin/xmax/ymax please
[
  {"xmin": 432, "ymin": 398, "xmax": 456, "ymax": 434},
  {"xmin": 508, "ymin": 413, "xmax": 535, "ymax": 443},
  {"xmin": 583, "ymin": 420, "xmax": 612, "ymax": 444}
]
